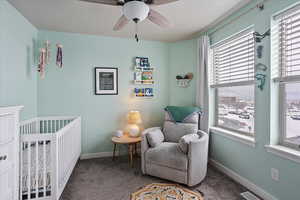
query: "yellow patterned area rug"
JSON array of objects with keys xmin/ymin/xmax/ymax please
[{"xmin": 131, "ymin": 183, "xmax": 204, "ymax": 200}]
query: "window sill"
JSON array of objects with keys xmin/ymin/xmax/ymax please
[
  {"xmin": 265, "ymin": 145, "xmax": 300, "ymax": 164},
  {"xmin": 210, "ymin": 127, "xmax": 256, "ymax": 148}
]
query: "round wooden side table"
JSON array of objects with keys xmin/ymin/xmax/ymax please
[{"xmin": 111, "ymin": 134, "xmax": 141, "ymax": 167}]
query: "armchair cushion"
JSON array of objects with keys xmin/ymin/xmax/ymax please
[
  {"xmin": 146, "ymin": 142, "xmax": 188, "ymax": 171},
  {"xmin": 146, "ymin": 128, "xmax": 164, "ymax": 148},
  {"xmin": 165, "ymin": 110, "xmax": 199, "ymax": 124},
  {"xmin": 163, "ymin": 121, "xmax": 198, "ymax": 143},
  {"xmin": 178, "ymin": 133, "xmax": 199, "ymax": 154}
]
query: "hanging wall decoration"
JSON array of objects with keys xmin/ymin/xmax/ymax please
[
  {"xmin": 56, "ymin": 44, "xmax": 63, "ymax": 68},
  {"xmin": 253, "ymin": 29, "xmax": 270, "ymax": 43},
  {"xmin": 37, "ymin": 40, "xmax": 63, "ymax": 78},
  {"xmin": 255, "ymin": 74, "xmax": 266, "ymax": 91},
  {"xmin": 38, "ymin": 48, "xmax": 46, "ymax": 79},
  {"xmin": 45, "ymin": 40, "xmax": 51, "ymax": 64}
]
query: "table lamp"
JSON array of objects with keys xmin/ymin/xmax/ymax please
[{"xmin": 127, "ymin": 111, "xmax": 142, "ymax": 137}]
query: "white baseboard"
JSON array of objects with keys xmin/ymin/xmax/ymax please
[
  {"xmin": 80, "ymin": 152, "xmax": 113, "ymax": 160},
  {"xmin": 209, "ymin": 159, "xmax": 278, "ymax": 200}
]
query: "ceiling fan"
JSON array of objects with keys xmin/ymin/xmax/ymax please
[{"xmin": 79, "ymin": 0, "xmax": 178, "ymax": 42}]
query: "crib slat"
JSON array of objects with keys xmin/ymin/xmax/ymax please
[
  {"xmin": 59, "ymin": 137, "xmax": 62, "ymax": 187},
  {"xmin": 51, "ymin": 120, "xmax": 53, "ymax": 133},
  {"xmin": 43, "ymin": 140, "xmax": 46, "ymax": 197},
  {"xmin": 35, "ymin": 141, "xmax": 39, "ymax": 198},
  {"xmin": 28, "ymin": 142, "xmax": 31, "ymax": 200},
  {"xmin": 56, "ymin": 120, "xmax": 59, "ymax": 132},
  {"xmin": 46, "ymin": 120, "xmax": 47, "ymax": 133},
  {"xmin": 20, "ymin": 141, "xmax": 23, "ymax": 200}
]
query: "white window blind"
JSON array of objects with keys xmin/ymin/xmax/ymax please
[
  {"xmin": 212, "ymin": 29, "xmax": 255, "ymax": 87},
  {"xmin": 273, "ymin": 4, "xmax": 300, "ymax": 80}
]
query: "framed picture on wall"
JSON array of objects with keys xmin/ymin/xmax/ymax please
[{"xmin": 95, "ymin": 67, "xmax": 118, "ymax": 95}]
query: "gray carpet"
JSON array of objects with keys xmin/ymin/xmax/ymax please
[{"xmin": 60, "ymin": 156, "xmax": 247, "ymax": 200}]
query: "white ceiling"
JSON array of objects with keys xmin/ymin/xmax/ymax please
[{"xmin": 8, "ymin": 0, "xmax": 251, "ymax": 42}]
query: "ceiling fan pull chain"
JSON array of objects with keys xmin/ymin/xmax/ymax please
[{"xmin": 135, "ymin": 22, "xmax": 139, "ymax": 42}]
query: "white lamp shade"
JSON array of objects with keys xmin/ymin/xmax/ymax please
[{"xmin": 123, "ymin": 1, "xmax": 150, "ymax": 22}]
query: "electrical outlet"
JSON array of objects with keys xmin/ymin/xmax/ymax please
[{"xmin": 271, "ymin": 168, "xmax": 279, "ymax": 181}]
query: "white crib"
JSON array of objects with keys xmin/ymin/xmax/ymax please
[{"xmin": 19, "ymin": 116, "xmax": 81, "ymax": 200}]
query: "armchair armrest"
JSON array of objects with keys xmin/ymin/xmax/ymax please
[
  {"xmin": 141, "ymin": 127, "xmax": 161, "ymax": 174},
  {"xmin": 187, "ymin": 130, "xmax": 209, "ymax": 186}
]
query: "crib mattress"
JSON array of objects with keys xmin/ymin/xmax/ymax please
[{"xmin": 22, "ymin": 143, "xmax": 51, "ymax": 194}]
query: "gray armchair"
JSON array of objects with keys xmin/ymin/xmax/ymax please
[{"xmin": 141, "ymin": 112, "xmax": 209, "ymax": 186}]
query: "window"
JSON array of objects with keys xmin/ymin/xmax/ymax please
[
  {"xmin": 211, "ymin": 28, "xmax": 255, "ymax": 136},
  {"xmin": 273, "ymin": 4, "xmax": 300, "ymax": 149}
]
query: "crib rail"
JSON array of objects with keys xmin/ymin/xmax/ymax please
[
  {"xmin": 20, "ymin": 118, "xmax": 39, "ymax": 135},
  {"xmin": 55, "ymin": 117, "xmax": 81, "ymax": 198},
  {"xmin": 20, "ymin": 116, "xmax": 81, "ymax": 200},
  {"xmin": 39, "ymin": 117, "xmax": 74, "ymax": 134}
]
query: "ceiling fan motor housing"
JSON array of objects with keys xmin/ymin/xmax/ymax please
[{"xmin": 123, "ymin": 1, "xmax": 150, "ymax": 22}]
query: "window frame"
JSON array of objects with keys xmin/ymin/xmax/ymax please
[
  {"xmin": 214, "ymin": 84, "xmax": 256, "ymax": 137},
  {"xmin": 279, "ymin": 81, "xmax": 300, "ymax": 150},
  {"xmin": 273, "ymin": 3, "xmax": 300, "ymax": 150},
  {"xmin": 210, "ymin": 27, "xmax": 256, "ymax": 137}
]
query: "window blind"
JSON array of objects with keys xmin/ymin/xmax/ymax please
[
  {"xmin": 212, "ymin": 29, "xmax": 255, "ymax": 87},
  {"xmin": 213, "ymin": 30, "xmax": 254, "ymax": 85},
  {"xmin": 274, "ymin": 4, "xmax": 300, "ymax": 79}
]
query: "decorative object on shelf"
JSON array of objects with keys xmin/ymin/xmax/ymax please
[
  {"xmin": 255, "ymin": 74, "xmax": 266, "ymax": 91},
  {"xmin": 135, "ymin": 57, "xmax": 149, "ymax": 68},
  {"xmin": 134, "ymin": 71, "xmax": 154, "ymax": 84},
  {"xmin": 56, "ymin": 44, "xmax": 63, "ymax": 68},
  {"xmin": 134, "ymin": 88, "xmax": 154, "ymax": 97},
  {"xmin": 95, "ymin": 67, "xmax": 118, "ymax": 95},
  {"xmin": 114, "ymin": 130, "xmax": 124, "ymax": 138},
  {"xmin": 127, "ymin": 111, "xmax": 142, "ymax": 137},
  {"xmin": 176, "ymin": 72, "xmax": 194, "ymax": 88}
]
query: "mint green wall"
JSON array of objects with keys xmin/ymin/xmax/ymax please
[
  {"xmin": 0, "ymin": 0, "xmax": 38, "ymax": 120},
  {"xmin": 168, "ymin": 39, "xmax": 197, "ymax": 106},
  {"xmin": 37, "ymin": 31, "xmax": 169, "ymax": 154},
  {"xmin": 206, "ymin": 0, "xmax": 300, "ymax": 199}
]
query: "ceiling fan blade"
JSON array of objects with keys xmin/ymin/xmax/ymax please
[
  {"xmin": 113, "ymin": 15, "xmax": 129, "ymax": 31},
  {"xmin": 79, "ymin": 0, "xmax": 121, "ymax": 6},
  {"xmin": 148, "ymin": 0, "xmax": 179, "ymax": 5},
  {"xmin": 148, "ymin": 9, "xmax": 171, "ymax": 28}
]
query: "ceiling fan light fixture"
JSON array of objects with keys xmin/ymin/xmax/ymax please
[{"xmin": 123, "ymin": 1, "xmax": 150, "ymax": 22}]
